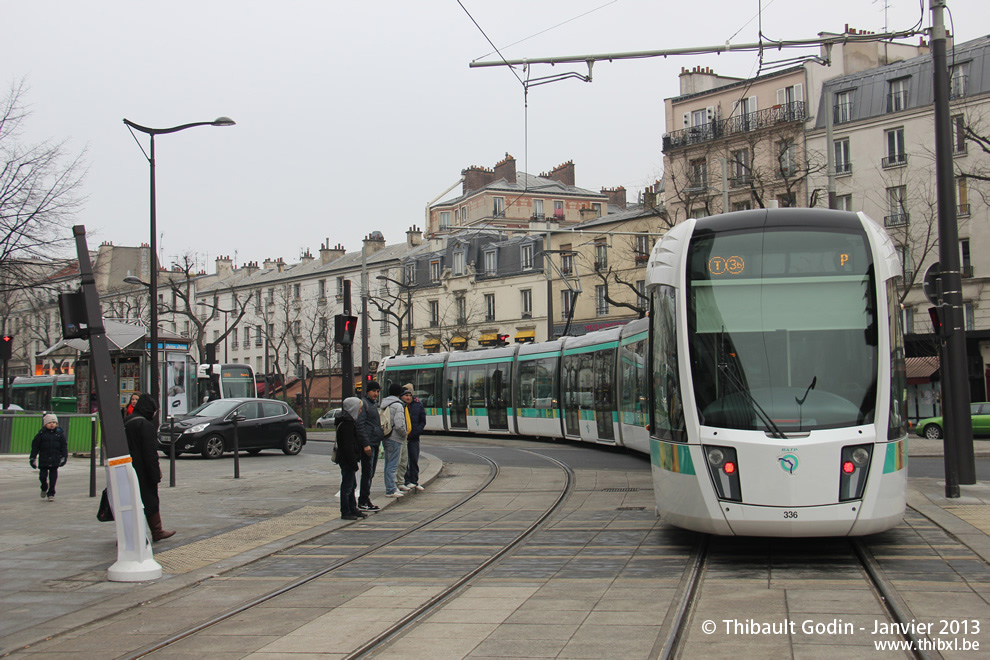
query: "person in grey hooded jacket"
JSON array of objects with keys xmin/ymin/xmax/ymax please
[{"xmin": 379, "ymin": 383, "xmax": 408, "ymax": 497}]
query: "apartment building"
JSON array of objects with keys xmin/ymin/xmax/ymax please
[{"xmin": 806, "ymin": 34, "xmax": 990, "ymax": 398}]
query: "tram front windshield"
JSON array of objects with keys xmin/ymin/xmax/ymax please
[
  {"xmin": 687, "ymin": 226, "xmax": 877, "ymax": 433},
  {"xmin": 221, "ymin": 366, "xmax": 255, "ymax": 398}
]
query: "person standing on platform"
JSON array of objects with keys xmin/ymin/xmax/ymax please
[
  {"xmin": 30, "ymin": 413, "xmax": 67, "ymax": 501},
  {"xmin": 334, "ymin": 397, "xmax": 367, "ymax": 520},
  {"xmin": 355, "ymin": 381, "xmax": 383, "ymax": 511},
  {"xmin": 402, "ymin": 384, "xmax": 426, "ymax": 491},
  {"xmin": 124, "ymin": 393, "xmax": 175, "ymax": 542},
  {"xmin": 379, "ymin": 383, "xmax": 408, "ymax": 498}
]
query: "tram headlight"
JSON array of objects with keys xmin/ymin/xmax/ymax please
[
  {"xmin": 704, "ymin": 445, "xmax": 741, "ymax": 502},
  {"xmin": 839, "ymin": 444, "xmax": 873, "ymax": 502}
]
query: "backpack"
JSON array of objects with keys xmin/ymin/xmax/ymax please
[{"xmin": 379, "ymin": 406, "xmax": 393, "ymax": 437}]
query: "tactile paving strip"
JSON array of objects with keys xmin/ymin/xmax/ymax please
[
  {"xmin": 943, "ymin": 504, "xmax": 990, "ymax": 534},
  {"xmin": 155, "ymin": 505, "xmax": 335, "ymax": 574}
]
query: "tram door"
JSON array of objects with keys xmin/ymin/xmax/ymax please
[
  {"xmin": 488, "ymin": 363, "xmax": 509, "ymax": 431},
  {"xmin": 450, "ymin": 366, "xmax": 468, "ymax": 429},
  {"xmin": 594, "ymin": 349, "xmax": 615, "ymax": 441},
  {"xmin": 561, "ymin": 355, "xmax": 581, "ymax": 437}
]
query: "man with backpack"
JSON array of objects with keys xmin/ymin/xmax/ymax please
[
  {"xmin": 379, "ymin": 383, "xmax": 409, "ymax": 498},
  {"xmin": 355, "ymin": 381, "xmax": 383, "ymax": 512}
]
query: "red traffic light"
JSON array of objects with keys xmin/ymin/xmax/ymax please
[{"xmin": 0, "ymin": 334, "xmax": 12, "ymax": 361}]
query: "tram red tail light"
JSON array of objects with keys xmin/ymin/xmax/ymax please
[
  {"xmin": 704, "ymin": 445, "xmax": 741, "ymax": 502},
  {"xmin": 839, "ymin": 444, "xmax": 873, "ymax": 501}
]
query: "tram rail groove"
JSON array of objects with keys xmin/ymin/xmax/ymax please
[
  {"xmin": 122, "ymin": 448, "xmax": 574, "ymax": 660},
  {"xmin": 655, "ymin": 534, "xmax": 709, "ymax": 660}
]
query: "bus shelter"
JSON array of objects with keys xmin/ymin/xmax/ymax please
[{"xmin": 39, "ymin": 319, "xmax": 196, "ymax": 416}]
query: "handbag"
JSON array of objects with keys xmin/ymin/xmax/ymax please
[
  {"xmin": 330, "ymin": 444, "xmax": 338, "ymax": 464},
  {"xmin": 97, "ymin": 489, "xmax": 114, "ymax": 522}
]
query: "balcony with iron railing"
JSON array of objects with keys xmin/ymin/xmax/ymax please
[
  {"xmin": 662, "ymin": 101, "xmax": 806, "ymax": 151},
  {"xmin": 835, "ymin": 161, "xmax": 853, "ymax": 176},
  {"xmin": 884, "ymin": 213, "xmax": 909, "ymax": 227},
  {"xmin": 728, "ymin": 174, "xmax": 752, "ymax": 188},
  {"xmin": 882, "ymin": 153, "xmax": 908, "ymax": 169},
  {"xmin": 833, "ymin": 102, "xmax": 854, "ymax": 124},
  {"xmin": 886, "ymin": 90, "xmax": 908, "ymax": 113},
  {"xmin": 958, "ymin": 203, "xmax": 971, "ymax": 217}
]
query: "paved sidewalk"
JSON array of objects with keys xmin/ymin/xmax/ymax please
[{"xmin": 0, "ymin": 442, "xmax": 440, "ymax": 655}]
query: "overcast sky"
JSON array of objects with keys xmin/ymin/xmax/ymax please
[{"xmin": 4, "ymin": 1, "xmax": 983, "ymax": 270}]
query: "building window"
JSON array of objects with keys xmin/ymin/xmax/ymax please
[
  {"xmin": 729, "ymin": 149, "xmax": 750, "ymax": 186},
  {"xmin": 256, "ymin": 325, "xmax": 263, "ymax": 346},
  {"xmin": 293, "ymin": 320, "xmax": 300, "ymax": 336},
  {"xmin": 594, "ymin": 240, "xmax": 608, "ymax": 270},
  {"xmin": 595, "ymin": 285, "xmax": 609, "ymax": 316},
  {"xmin": 521, "ymin": 244, "xmax": 533, "ymax": 270},
  {"xmin": 887, "ymin": 77, "xmax": 909, "ymax": 112},
  {"xmin": 213, "ymin": 330, "xmax": 219, "ymax": 343},
  {"xmin": 777, "ymin": 139, "xmax": 796, "ymax": 177},
  {"xmin": 255, "ymin": 289, "xmax": 262, "ymax": 310},
  {"xmin": 456, "ymin": 297, "xmax": 467, "ymax": 325},
  {"xmin": 836, "ymin": 194, "xmax": 853, "ymax": 212},
  {"xmin": 635, "ymin": 235, "xmax": 652, "ymax": 262},
  {"xmin": 690, "ymin": 207, "xmax": 709, "ymax": 219},
  {"xmin": 961, "ymin": 238, "xmax": 973, "ymax": 277},
  {"xmin": 896, "ymin": 245, "xmax": 914, "ymax": 282},
  {"xmin": 834, "ymin": 90, "xmax": 854, "ymax": 123},
  {"xmin": 493, "ymin": 197, "xmax": 505, "ymax": 217},
  {"xmin": 965, "ymin": 302, "xmax": 975, "ymax": 331},
  {"xmin": 521, "ymin": 289, "xmax": 532, "ymax": 319},
  {"xmin": 267, "ymin": 288, "xmax": 274, "ymax": 304},
  {"xmin": 553, "ymin": 200, "xmax": 564, "ymax": 219},
  {"xmin": 950, "ymin": 62, "xmax": 969, "ymax": 99},
  {"xmin": 731, "ymin": 201, "xmax": 752, "ymax": 212},
  {"xmin": 440, "ymin": 211, "xmax": 451, "ymax": 229},
  {"xmin": 561, "ymin": 290, "xmax": 572, "ymax": 319},
  {"xmin": 381, "ymin": 317, "xmax": 390, "ymax": 335},
  {"xmin": 430, "ymin": 300, "xmax": 439, "ymax": 327},
  {"xmin": 636, "ymin": 280, "xmax": 646, "ymax": 301},
  {"xmin": 885, "ymin": 186, "xmax": 909, "ymax": 227},
  {"xmin": 453, "ymin": 251, "xmax": 465, "ymax": 276},
  {"xmin": 953, "ymin": 115, "xmax": 968, "ymax": 155},
  {"xmin": 776, "ymin": 192, "xmax": 796, "ymax": 208},
  {"xmin": 430, "ymin": 259, "xmax": 441, "ymax": 282},
  {"xmin": 533, "ymin": 199, "xmax": 544, "ymax": 219},
  {"xmin": 561, "ymin": 245, "xmax": 573, "ymax": 274},
  {"xmin": 484, "ymin": 293, "xmax": 496, "ymax": 322},
  {"xmin": 484, "ymin": 250, "xmax": 497, "ymax": 275},
  {"xmin": 335, "ymin": 277, "xmax": 343, "ymax": 297},
  {"xmin": 243, "ymin": 326, "xmax": 251, "ymax": 346},
  {"xmin": 459, "ymin": 206, "xmax": 468, "ymax": 223},
  {"xmin": 688, "ymin": 158, "xmax": 707, "ymax": 190},
  {"xmin": 834, "ymin": 138, "xmax": 852, "ymax": 175},
  {"xmin": 592, "ymin": 202, "xmax": 602, "ymax": 217},
  {"xmin": 958, "ymin": 177, "xmax": 970, "ymax": 217},
  {"xmin": 883, "ymin": 128, "xmax": 907, "ymax": 167},
  {"xmin": 404, "ymin": 263, "xmax": 416, "ymax": 286},
  {"xmin": 318, "ymin": 279, "xmax": 326, "ymax": 299},
  {"xmin": 903, "ymin": 307, "xmax": 914, "ymax": 334}
]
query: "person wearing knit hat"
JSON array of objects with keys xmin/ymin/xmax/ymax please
[
  {"xmin": 402, "ymin": 384, "xmax": 426, "ymax": 492},
  {"xmin": 30, "ymin": 413, "xmax": 67, "ymax": 501},
  {"xmin": 379, "ymin": 383, "xmax": 409, "ymax": 497}
]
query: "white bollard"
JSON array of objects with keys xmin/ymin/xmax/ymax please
[{"xmin": 105, "ymin": 456, "xmax": 162, "ymax": 581}]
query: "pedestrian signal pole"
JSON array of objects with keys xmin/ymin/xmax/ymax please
[
  {"xmin": 0, "ymin": 334, "xmax": 12, "ymax": 409},
  {"xmin": 337, "ymin": 280, "xmax": 356, "ymax": 399}
]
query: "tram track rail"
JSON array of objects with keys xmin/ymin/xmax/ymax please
[
  {"xmin": 120, "ymin": 447, "xmax": 574, "ymax": 659},
  {"xmin": 654, "ymin": 503, "xmax": 953, "ymax": 660}
]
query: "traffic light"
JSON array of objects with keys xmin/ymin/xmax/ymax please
[
  {"xmin": 0, "ymin": 335, "xmax": 12, "ymax": 361},
  {"xmin": 334, "ymin": 314, "xmax": 358, "ymax": 345},
  {"xmin": 496, "ymin": 334, "xmax": 509, "ymax": 347},
  {"xmin": 928, "ymin": 307, "xmax": 944, "ymax": 337}
]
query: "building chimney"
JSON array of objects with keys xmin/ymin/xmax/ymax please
[
  {"xmin": 300, "ymin": 249, "xmax": 314, "ymax": 265},
  {"xmin": 242, "ymin": 260, "xmax": 260, "ymax": 276},
  {"xmin": 579, "ymin": 207, "xmax": 599, "ymax": 222},
  {"xmin": 363, "ymin": 231, "xmax": 387, "ymax": 255},
  {"xmin": 276, "ymin": 258, "xmax": 286, "ymax": 274},
  {"xmin": 216, "ymin": 255, "xmax": 233, "ymax": 278},
  {"xmin": 461, "ymin": 165, "xmax": 495, "ymax": 194},
  {"xmin": 601, "ymin": 186, "xmax": 626, "ymax": 210},
  {"xmin": 493, "ymin": 153, "xmax": 517, "ymax": 184},
  {"xmin": 406, "ymin": 225, "xmax": 423, "ymax": 247},
  {"xmin": 262, "ymin": 258, "xmax": 275, "ymax": 270},
  {"xmin": 540, "ymin": 160, "xmax": 575, "ymax": 186},
  {"xmin": 319, "ymin": 241, "xmax": 346, "ymax": 264}
]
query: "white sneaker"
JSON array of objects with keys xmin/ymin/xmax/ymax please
[
  {"xmin": 398, "ymin": 484, "xmax": 411, "ymax": 491},
  {"xmin": 386, "ymin": 491, "xmax": 404, "ymax": 498},
  {"xmin": 413, "ymin": 484, "xmax": 425, "ymax": 491}
]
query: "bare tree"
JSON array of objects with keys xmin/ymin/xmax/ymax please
[{"xmin": 0, "ymin": 80, "xmax": 86, "ymax": 284}]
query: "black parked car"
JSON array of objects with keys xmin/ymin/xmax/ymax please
[{"xmin": 158, "ymin": 398, "xmax": 306, "ymax": 459}]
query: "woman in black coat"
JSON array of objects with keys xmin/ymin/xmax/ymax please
[
  {"xmin": 335, "ymin": 397, "xmax": 366, "ymax": 520},
  {"xmin": 124, "ymin": 393, "xmax": 175, "ymax": 541}
]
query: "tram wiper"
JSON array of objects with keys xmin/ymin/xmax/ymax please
[
  {"xmin": 717, "ymin": 363, "xmax": 788, "ymax": 440},
  {"xmin": 795, "ymin": 376, "xmax": 817, "ymax": 431}
]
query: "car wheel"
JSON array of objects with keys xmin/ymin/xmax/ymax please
[
  {"xmin": 924, "ymin": 424, "xmax": 943, "ymax": 440},
  {"xmin": 202, "ymin": 435, "xmax": 225, "ymax": 459},
  {"xmin": 282, "ymin": 431, "xmax": 303, "ymax": 455}
]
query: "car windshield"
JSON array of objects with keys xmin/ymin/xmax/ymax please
[{"xmin": 189, "ymin": 400, "xmax": 241, "ymax": 418}]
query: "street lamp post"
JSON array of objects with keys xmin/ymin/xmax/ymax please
[
  {"xmin": 376, "ymin": 274, "xmax": 414, "ymax": 355},
  {"xmin": 122, "ymin": 116, "xmax": 235, "ymax": 420}
]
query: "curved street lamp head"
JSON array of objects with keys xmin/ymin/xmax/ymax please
[
  {"xmin": 123, "ymin": 274, "xmax": 149, "ymax": 287},
  {"xmin": 211, "ymin": 116, "xmax": 236, "ymax": 127}
]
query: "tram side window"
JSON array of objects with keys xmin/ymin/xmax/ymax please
[
  {"xmin": 888, "ymin": 281, "xmax": 908, "ymax": 439},
  {"xmin": 518, "ymin": 358, "xmax": 557, "ymax": 409},
  {"xmin": 414, "ymin": 368, "xmax": 439, "ymax": 408},
  {"xmin": 468, "ymin": 366, "xmax": 486, "ymax": 408},
  {"xmin": 577, "ymin": 354, "xmax": 595, "ymax": 408},
  {"xmin": 620, "ymin": 339, "xmax": 648, "ymax": 422},
  {"xmin": 595, "ymin": 350, "xmax": 614, "ymax": 408},
  {"xmin": 653, "ymin": 286, "xmax": 685, "ymax": 441}
]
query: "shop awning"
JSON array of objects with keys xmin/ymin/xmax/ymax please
[
  {"xmin": 515, "ymin": 330, "xmax": 536, "ymax": 343},
  {"xmin": 451, "ymin": 336, "xmax": 467, "ymax": 346},
  {"xmin": 401, "ymin": 339, "xmax": 416, "ymax": 349},
  {"xmin": 478, "ymin": 333, "xmax": 497, "ymax": 344},
  {"xmin": 423, "ymin": 339, "xmax": 440, "ymax": 348},
  {"xmin": 906, "ymin": 356, "xmax": 939, "ymax": 384}
]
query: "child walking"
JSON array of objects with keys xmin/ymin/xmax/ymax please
[{"xmin": 30, "ymin": 413, "xmax": 68, "ymax": 501}]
